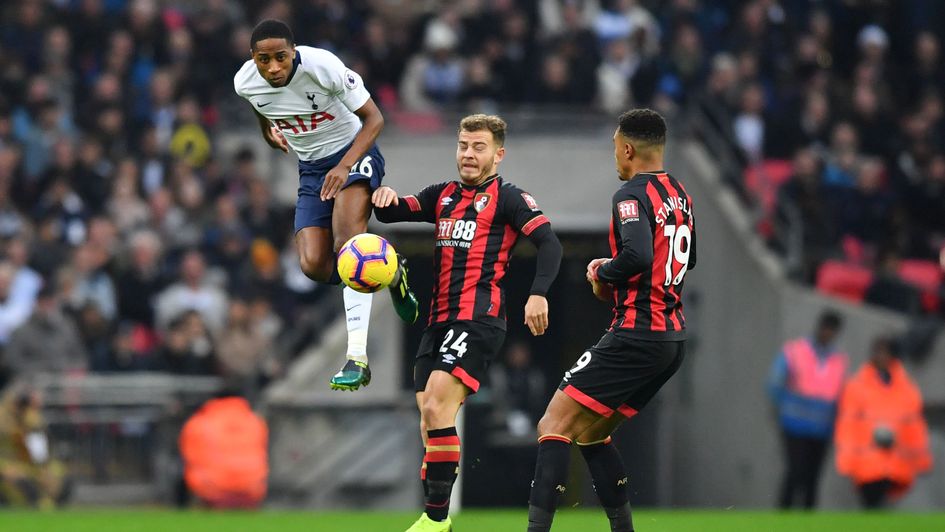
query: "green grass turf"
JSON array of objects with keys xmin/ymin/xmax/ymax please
[{"xmin": 1, "ymin": 509, "xmax": 944, "ymax": 531}]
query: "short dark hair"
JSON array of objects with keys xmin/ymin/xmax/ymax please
[
  {"xmin": 618, "ymin": 108, "xmax": 666, "ymax": 147},
  {"xmin": 251, "ymin": 19, "xmax": 294, "ymax": 50},
  {"xmin": 871, "ymin": 335, "xmax": 898, "ymax": 357},
  {"xmin": 459, "ymin": 114, "xmax": 507, "ymax": 146},
  {"xmin": 817, "ymin": 311, "xmax": 843, "ymax": 332}
]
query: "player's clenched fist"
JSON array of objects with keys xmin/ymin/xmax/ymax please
[{"xmin": 372, "ymin": 186, "xmax": 400, "ymax": 208}]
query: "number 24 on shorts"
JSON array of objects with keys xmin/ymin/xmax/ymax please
[{"xmin": 440, "ymin": 329, "xmax": 469, "ymax": 358}]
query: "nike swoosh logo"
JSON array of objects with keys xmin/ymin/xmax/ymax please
[
  {"xmin": 346, "ymin": 305, "xmax": 361, "ymax": 311},
  {"xmin": 256, "ymin": 101, "xmax": 271, "ymax": 107}
]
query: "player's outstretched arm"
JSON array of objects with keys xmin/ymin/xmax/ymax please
[
  {"xmin": 253, "ymin": 108, "xmax": 289, "ymax": 152},
  {"xmin": 374, "ymin": 183, "xmax": 445, "ymax": 224}
]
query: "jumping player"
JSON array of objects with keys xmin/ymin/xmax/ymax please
[
  {"xmin": 527, "ymin": 109, "xmax": 696, "ymax": 532},
  {"xmin": 371, "ymin": 115, "xmax": 563, "ymax": 532},
  {"xmin": 234, "ymin": 20, "xmax": 418, "ymax": 391}
]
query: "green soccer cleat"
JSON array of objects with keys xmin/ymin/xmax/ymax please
[
  {"xmin": 405, "ymin": 513, "xmax": 452, "ymax": 532},
  {"xmin": 329, "ymin": 359, "xmax": 371, "ymax": 391},
  {"xmin": 389, "ymin": 254, "xmax": 419, "ymax": 324}
]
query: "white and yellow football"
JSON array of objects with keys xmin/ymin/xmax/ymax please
[{"xmin": 336, "ymin": 233, "xmax": 398, "ymax": 293}]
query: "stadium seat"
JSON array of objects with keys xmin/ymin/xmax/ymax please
[
  {"xmin": 745, "ymin": 159, "xmax": 794, "ymax": 237},
  {"xmin": 897, "ymin": 259, "xmax": 943, "ymax": 313},
  {"xmin": 815, "ymin": 260, "xmax": 874, "ymax": 303}
]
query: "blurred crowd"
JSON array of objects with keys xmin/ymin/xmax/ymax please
[
  {"xmin": 676, "ymin": 1, "xmax": 945, "ymax": 315},
  {"xmin": 0, "ymin": 0, "xmax": 348, "ymax": 391},
  {"xmin": 0, "ymin": 0, "xmax": 943, "ymax": 392}
]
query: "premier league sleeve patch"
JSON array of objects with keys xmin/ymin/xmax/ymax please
[
  {"xmin": 344, "ymin": 70, "xmax": 359, "ymax": 90},
  {"xmin": 617, "ymin": 199, "xmax": 639, "ymax": 223}
]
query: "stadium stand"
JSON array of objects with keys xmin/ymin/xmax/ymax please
[{"xmin": 0, "ymin": 0, "xmax": 942, "ymax": 512}]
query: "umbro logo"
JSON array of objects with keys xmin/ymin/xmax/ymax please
[
  {"xmin": 256, "ymin": 101, "xmax": 271, "ymax": 108},
  {"xmin": 441, "ymin": 354, "xmax": 456, "ymax": 364},
  {"xmin": 440, "ymin": 197, "xmax": 453, "ymax": 206}
]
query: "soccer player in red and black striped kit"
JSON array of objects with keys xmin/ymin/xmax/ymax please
[
  {"xmin": 372, "ymin": 114, "xmax": 562, "ymax": 532},
  {"xmin": 527, "ymin": 109, "xmax": 696, "ymax": 532}
]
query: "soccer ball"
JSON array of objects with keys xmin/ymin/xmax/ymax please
[{"xmin": 337, "ymin": 233, "xmax": 398, "ymax": 293}]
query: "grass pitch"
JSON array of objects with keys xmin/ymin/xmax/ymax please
[{"xmin": 1, "ymin": 509, "xmax": 944, "ymax": 531}]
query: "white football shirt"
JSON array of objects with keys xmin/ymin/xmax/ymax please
[{"xmin": 234, "ymin": 46, "xmax": 370, "ymax": 162}]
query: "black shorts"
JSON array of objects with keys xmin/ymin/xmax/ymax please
[
  {"xmin": 415, "ymin": 320, "xmax": 505, "ymax": 394},
  {"xmin": 557, "ymin": 332, "xmax": 685, "ymax": 419}
]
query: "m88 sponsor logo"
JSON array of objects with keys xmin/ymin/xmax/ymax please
[{"xmin": 436, "ymin": 218, "xmax": 477, "ymax": 248}]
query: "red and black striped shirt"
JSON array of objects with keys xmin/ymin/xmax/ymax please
[
  {"xmin": 376, "ymin": 175, "xmax": 553, "ymax": 330},
  {"xmin": 596, "ymin": 171, "xmax": 696, "ymax": 340}
]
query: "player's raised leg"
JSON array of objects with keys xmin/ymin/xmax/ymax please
[{"xmin": 328, "ymin": 181, "xmax": 375, "ymax": 391}]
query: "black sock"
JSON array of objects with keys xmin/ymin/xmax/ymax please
[
  {"xmin": 580, "ymin": 437, "xmax": 633, "ymax": 532},
  {"xmin": 421, "ymin": 461, "xmax": 428, "ymax": 498},
  {"xmin": 527, "ymin": 435, "xmax": 572, "ymax": 532},
  {"xmin": 424, "ymin": 427, "xmax": 460, "ymax": 521}
]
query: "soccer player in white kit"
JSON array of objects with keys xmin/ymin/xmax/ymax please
[{"xmin": 234, "ymin": 19, "xmax": 418, "ymax": 391}]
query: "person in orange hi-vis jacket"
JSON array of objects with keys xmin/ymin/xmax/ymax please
[
  {"xmin": 179, "ymin": 393, "xmax": 269, "ymax": 508},
  {"xmin": 834, "ymin": 336, "xmax": 932, "ymax": 509}
]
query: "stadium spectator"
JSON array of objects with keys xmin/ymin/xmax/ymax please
[
  {"xmin": 179, "ymin": 392, "xmax": 268, "ymax": 509},
  {"xmin": 489, "ymin": 341, "xmax": 546, "ymax": 437},
  {"xmin": 242, "ymin": 178, "xmax": 287, "ymax": 248},
  {"xmin": 159, "ymin": 310, "xmax": 217, "ymax": 376},
  {"xmin": 154, "ymin": 249, "xmax": 227, "ymax": 334},
  {"xmin": 107, "ymin": 158, "xmax": 152, "ymax": 235},
  {"xmin": 864, "ymin": 250, "xmax": 923, "ymax": 315},
  {"xmin": 0, "ymin": 383, "xmax": 70, "ymax": 508},
  {"xmin": 732, "ymin": 83, "xmax": 767, "ymax": 164},
  {"xmin": 4, "ymin": 237, "xmax": 42, "ymax": 309},
  {"xmin": 767, "ymin": 312, "xmax": 847, "ymax": 509},
  {"xmin": 4, "ymin": 284, "xmax": 87, "ymax": 378},
  {"xmin": 66, "ymin": 243, "xmax": 117, "ymax": 321},
  {"xmin": 217, "ymin": 297, "xmax": 276, "ymax": 397},
  {"xmin": 76, "ymin": 301, "xmax": 115, "ymax": 372},
  {"xmin": 835, "ymin": 337, "xmax": 932, "ymax": 509},
  {"xmin": 0, "ymin": 262, "xmax": 37, "ymax": 348},
  {"xmin": 400, "ymin": 12, "xmax": 465, "ymax": 111},
  {"xmin": 773, "ymin": 148, "xmax": 836, "ymax": 281}
]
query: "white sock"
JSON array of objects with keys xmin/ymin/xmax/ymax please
[{"xmin": 343, "ymin": 286, "xmax": 372, "ymax": 364}]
